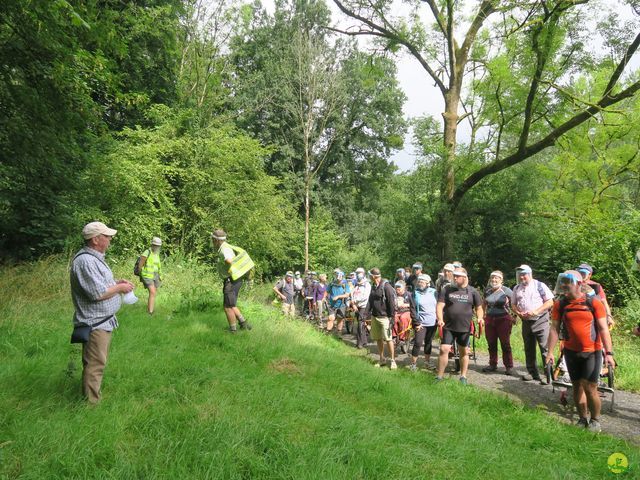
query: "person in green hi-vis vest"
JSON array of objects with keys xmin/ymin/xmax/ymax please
[
  {"xmin": 211, "ymin": 228, "xmax": 253, "ymax": 333},
  {"xmin": 137, "ymin": 237, "xmax": 163, "ymax": 315}
]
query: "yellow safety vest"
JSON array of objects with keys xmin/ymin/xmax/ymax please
[
  {"xmin": 141, "ymin": 249, "xmax": 162, "ymax": 279},
  {"xmin": 218, "ymin": 242, "xmax": 255, "ymax": 280}
]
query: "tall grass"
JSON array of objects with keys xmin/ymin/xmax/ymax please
[{"xmin": 1, "ymin": 257, "xmax": 638, "ymax": 478}]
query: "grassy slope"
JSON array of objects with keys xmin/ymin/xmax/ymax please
[{"xmin": 1, "ymin": 258, "xmax": 639, "ymax": 479}]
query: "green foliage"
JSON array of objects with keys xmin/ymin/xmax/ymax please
[{"xmin": 0, "ymin": 0, "xmax": 183, "ymax": 258}]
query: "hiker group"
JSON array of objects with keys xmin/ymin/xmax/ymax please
[
  {"xmin": 273, "ymin": 261, "xmax": 616, "ymax": 433},
  {"xmin": 70, "ymin": 220, "xmax": 617, "ymax": 433}
]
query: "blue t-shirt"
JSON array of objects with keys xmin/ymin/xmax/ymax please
[
  {"xmin": 328, "ymin": 281, "xmax": 348, "ymax": 308},
  {"xmin": 414, "ymin": 287, "xmax": 437, "ymax": 326}
]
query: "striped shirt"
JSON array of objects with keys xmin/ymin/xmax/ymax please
[{"xmin": 70, "ymin": 247, "xmax": 120, "ymax": 331}]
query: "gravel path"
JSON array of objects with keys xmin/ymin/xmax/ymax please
[{"xmin": 338, "ymin": 331, "xmax": 640, "ymax": 446}]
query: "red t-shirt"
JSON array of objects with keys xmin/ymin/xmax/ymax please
[{"xmin": 552, "ymin": 296, "xmax": 606, "ymax": 352}]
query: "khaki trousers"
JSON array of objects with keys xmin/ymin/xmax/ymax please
[
  {"xmin": 282, "ymin": 302, "xmax": 296, "ymax": 318},
  {"xmin": 82, "ymin": 329, "xmax": 112, "ymax": 404}
]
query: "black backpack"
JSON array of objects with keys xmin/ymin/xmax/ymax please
[{"xmin": 133, "ymin": 250, "xmax": 149, "ymax": 276}]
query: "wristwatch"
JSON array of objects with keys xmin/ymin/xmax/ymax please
[{"xmin": 606, "ymin": 351, "xmax": 614, "ymax": 356}]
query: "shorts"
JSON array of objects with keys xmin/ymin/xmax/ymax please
[
  {"xmin": 441, "ymin": 329, "xmax": 470, "ymax": 347},
  {"xmin": 141, "ymin": 273, "xmax": 161, "ymax": 289},
  {"xmin": 371, "ymin": 316, "xmax": 392, "ymax": 342},
  {"xmin": 564, "ymin": 349, "xmax": 602, "ymax": 384},
  {"xmin": 223, "ymin": 277, "xmax": 243, "ymax": 308},
  {"xmin": 328, "ymin": 306, "xmax": 347, "ymax": 319}
]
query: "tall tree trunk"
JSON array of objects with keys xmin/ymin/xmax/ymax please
[
  {"xmin": 440, "ymin": 88, "xmax": 459, "ymax": 261},
  {"xmin": 304, "ymin": 170, "xmax": 311, "ymax": 272}
]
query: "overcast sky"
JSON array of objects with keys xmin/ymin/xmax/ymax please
[{"xmin": 261, "ymin": 0, "xmax": 640, "ymax": 172}]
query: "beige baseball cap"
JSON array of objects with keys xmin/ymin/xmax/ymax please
[
  {"xmin": 151, "ymin": 237, "xmax": 162, "ymax": 246},
  {"xmin": 82, "ymin": 221, "xmax": 117, "ymax": 240}
]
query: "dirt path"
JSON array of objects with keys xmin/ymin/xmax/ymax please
[{"xmin": 339, "ymin": 331, "xmax": 640, "ymax": 446}]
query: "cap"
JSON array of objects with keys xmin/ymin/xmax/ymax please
[
  {"xmin": 412, "ymin": 263, "xmax": 423, "ymax": 269},
  {"xmin": 516, "ymin": 264, "xmax": 532, "ymax": 274},
  {"xmin": 285, "ymin": 271, "xmax": 294, "ymax": 277},
  {"xmin": 452, "ymin": 261, "xmax": 462, "ymax": 268},
  {"xmin": 453, "ymin": 267, "xmax": 468, "ymax": 278},
  {"xmin": 394, "ymin": 280, "xmax": 406, "ymax": 287},
  {"xmin": 295, "ymin": 271, "xmax": 301, "ymax": 276},
  {"xmin": 368, "ymin": 267, "xmax": 381, "ymax": 277},
  {"xmin": 151, "ymin": 237, "xmax": 162, "ymax": 246},
  {"xmin": 577, "ymin": 263, "xmax": 593, "ymax": 274},
  {"xmin": 211, "ymin": 229, "xmax": 227, "ymax": 241},
  {"xmin": 417, "ymin": 274, "xmax": 431, "ymax": 283},
  {"xmin": 82, "ymin": 221, "xmax": 117, "ymax": 240},
  {"xmin": 489, "ymin": 271, "xmax": 503, "ymax": 280},
  {"xmin": 349, "ymin": 272, "xmax": 356, "ymax": 277},
  {"xmin": 443, "ymin": 263, "xmax": 455, "ymax": 272},
  {"xmin": 355, "ymin": 267, "xmax": 365, "ymax": 274}
]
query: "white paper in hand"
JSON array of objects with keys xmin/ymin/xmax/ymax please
[{"xmin": 122, "ymin": 291, "xmax": 139, "ymax": 305}]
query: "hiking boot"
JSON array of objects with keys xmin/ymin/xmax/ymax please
[
  {"xmin": 539, "ymin": 377, "xmax": 549, "ymax": 385},
  {"xmin": 390, "ymin": 360, "xmax": 398, "ymax": 370},
  {"xmin": 228, "ymin": 325, "xmax": 238, "ymax": 334},
  {"xmin": 505, "ymin": 368, "xmax": 518, "ymax": 377},
  {"xmin": 459, "ymin": 376, "xmax": 468, "ymax": 385},
  {"xmin": 588, "ymin": 419, "xmax": 602, "ymax": 433},
  {"xmin": 521, "ymin": 373, "xmax": 539, "ymax": 381},
  {"xmin": 408, "ymin": 363, "xmax": 417, "ymax": 372},
  {"xmin": 576, "ymin": 417, "xmax": 589, "ymax": 428},
  {"xmin": 239, "ymin": 320, "xmax": 252, "ymax": 331},
  {"xmin": 482, "ymin": 365, "xmax": 497, "ymax": 373}
]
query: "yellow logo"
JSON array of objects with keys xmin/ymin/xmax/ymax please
[{"xmin": 608, "ymin": 453, "xmax": 629, "ymax": 474}]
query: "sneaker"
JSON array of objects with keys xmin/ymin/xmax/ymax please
[
  {"xmin": 521, "ymin": 373, "xmax": 536, "ymax": 381},
  {"xmin": 505, "ymin": 368, "xmax": 518, "ymax": 377},
  {"xmin": 482, "ymin": 365, "xmax": 497, "ymax": 373},
  {"xmin": 239, "ymin": 321, "xmax": 252, "ymax": 331},
  {"xmin": 576, "ymin": 417, "xmax": 589, "ymax": 428},
  {"xmin": 390, "ymin": 360, "xmax": 398, "ymax": 370},
  {"xmin": 228, "ymin": 326, "xmax": 237, "ymax": 334},
  {"xmin": 459, "ymin": 376, "xmax": 468, "ymax": 385},
  {"xmin": 435, "ymin": 376, "xmax": 444, "ymax": 382},
  {"xmin": 408, "ymin": 363, "xmax": 417, "ymax": 372},
  {"xmin": 539, "ymin": 377, "xmax": 549, "ymax": 385},
  {"xmin": 588, "ymin": 419, "xmax": 602, "ymax": 433}
]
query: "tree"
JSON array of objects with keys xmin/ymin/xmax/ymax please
[
  {"xmin": 230, "ymin": 0, "xmax": 406, "ymax": 271},
  {"xmin": 331, "ymin": 0, "xmax": 640, "ymax": 259}
]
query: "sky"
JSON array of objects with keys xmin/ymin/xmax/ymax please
[{"xmin": 260, "ymin": 0, "xmax": 640, "ymax": 172}]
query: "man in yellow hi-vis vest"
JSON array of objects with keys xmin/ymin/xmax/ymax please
[{"xmin": 211, "ymin": 229, "xmax": 253, "ymax": 333}]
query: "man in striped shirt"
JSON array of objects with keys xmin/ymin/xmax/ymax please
[{"xmin": 70, "ymin": 222, "xmax": 134, "ymax": 404}]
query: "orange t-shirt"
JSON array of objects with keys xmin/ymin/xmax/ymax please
[{"xmin": 552, "ymin": 296, "xmax": 606, "ymax": 352}]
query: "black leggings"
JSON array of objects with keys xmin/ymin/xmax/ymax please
[{"xmin": 412, "ymin": 325, "xmax": 437, "ymax": 357}]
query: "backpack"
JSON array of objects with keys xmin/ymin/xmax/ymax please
[
  {"xmin": 133, "ymin": 249, "xmax": 149, "ymax": 276},
  {"xmin": 379, "ymin": 280, "xmax": 395, "ymax": 311},
  {"xmin": 556, "ymin": 295, "xmax": 597, "ymax": 342}
]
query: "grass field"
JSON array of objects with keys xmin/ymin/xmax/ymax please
[{"xmin": 1, "ymin": 257, "xmax": 639, "ymax": 479}]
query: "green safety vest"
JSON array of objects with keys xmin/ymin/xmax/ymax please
[
  {"xmin": 218, "ymin": 242, "xmax": 255, "ymax": 281},
  {"xmin": 140, "ymin": 249, "xmax": 162, "ymax": 279}
]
